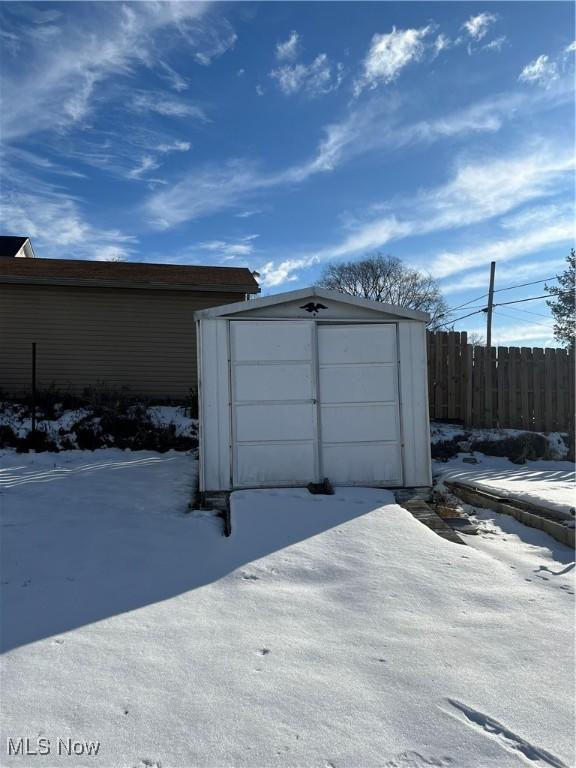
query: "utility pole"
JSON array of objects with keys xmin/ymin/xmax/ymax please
[
  {"xmin": 485, "ymin": 261, "xmax": 496, "ymax": 427},
  {"xmin": 486, "ymin": 261, "xmax": 496, "ymax": 349}
]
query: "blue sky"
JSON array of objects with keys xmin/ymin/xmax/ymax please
[{"xmin": 1, "ymin": 1, "xmax": 574, "ymax": 345}]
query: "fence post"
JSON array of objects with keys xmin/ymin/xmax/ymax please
[{"xmin": 31, "ymin": 342, "xmax": 37, "ymax": 434}]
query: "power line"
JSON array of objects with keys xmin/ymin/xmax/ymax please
[
  {"xmin": 494, "ymin": 308, "xmax": 554, "ymax": 330},
  {"xmin": 498, "ymin": 304, "xmax": 551, "ymax": 319},
  {"xmin": 433, "ymin": 293, "xmax": 489, "ymax": 322},
  {"xmin": 493, "ymin": 276, "xmax": 558, "ymax": 293},
  {"xmin": 494, "ymin": 289, "xmax": 572, "ymax": 307},
  {"xmin": 434, "ymin": 308, "xmax": 487, "ymax": 329}
]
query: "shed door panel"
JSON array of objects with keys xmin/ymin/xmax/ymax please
[
  {"xmin": 231, "ymin": 321, "xmax": 317, "ymax": 487},
  {"xmin": 317, "ymin": 325, "xmax": 402, "ymax": 485}
]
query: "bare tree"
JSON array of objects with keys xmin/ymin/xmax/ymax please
[
  {"xmin": 316, "ymin": 254, "xmax": 450, "ymax": 329},
  {"xmin": 467, "ymin": 331, "xmax": 486, "ymax": 347}
]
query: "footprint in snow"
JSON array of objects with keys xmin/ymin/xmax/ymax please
[
  {"xmin": 134, "ymin": 761, "xmax": 162, "ymax": 768},
  {"xmin": 53, "ymin": 638, "xmax": 64, "ymax": 645},
  {"xmin": 257, "ymin": 648, "xmax": 270, "ymax": 656},
  {"xmin": 240, "ymin": 573, "xmax": 259, "ymax": 581},
  {"xmin": 445, "ymin": 698, "xmax": 568, "ymax": 768}
]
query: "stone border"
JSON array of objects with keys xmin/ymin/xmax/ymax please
[{"xmin": 444, "ymin": 480, "xmax": 575, "ymax": 549}]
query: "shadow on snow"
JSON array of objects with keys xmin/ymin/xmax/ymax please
[{"xmin": 0, "ymin": 455, "xmax": 391, "ymax": 653}]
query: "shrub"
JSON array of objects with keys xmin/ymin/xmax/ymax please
[
  {"xmin": 0, "ymin": 425, "xmax": 18, "ymax": 448},
  {"xmin": 431, "ymin": 436, "xmax": 466, "ymax": 461},
  {"xmin": 15, "ymin": 430, "xmax": 59, "ymax": 453},
  {"xmin": 471, "ymin": 433, "xmax": 548, "ymax": 464},
  {"xmin": 74, "ymin": 425, "xmax": 105, "ymax": 451}
]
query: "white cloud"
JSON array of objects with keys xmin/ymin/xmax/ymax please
[
  {"xmin": 254, "ymin": 144, "xmax": 575, "ymax": 286},
  {"xmin": 0, "ymin": 2, "xmax": 227, "ymax": 141},
  {"xmin": 354, "ymin": 26, "xmax": 432, "ymax": 95},
  {"xmin": 463, "ymin": 13, "xmax": 497, "ymax": 41},
  {"xmin": 156, "ymin": 140, "xmax": 191, "ymax": 154},
  {"xmin": 255, "ymin": 84, "xmax": 265, "ymax": 97},
  {"xmin": 430, "ymin": 223, "xmax": 574, "ymax": 280},
  {"xmin": 499, "ymin": 202, "xmax": 573, "ymax": 231},
  {"xmin": 483, "ymin": 36, "xmax": 506, "ymax": 53},
  {"xmin": 270, "ymin": 54, "xmax": 343, "ymax": 97},
  {"xmin": 433, "ymin": 34, "xmax": 451, "ymax": 57},
  {"xmin": 130, "ymin": 92, "xmax": 208, "ymax": 121},
  {"xmin": 0, "ymin": 189, "xmax": 136, "ymax": 261},
  {"xmin": 490, "ymin": 321, "xmax": 554, "ymax": 346},
  {"xmin": 144, "ymin": 83, "xmax": 571, "ymax": 230},
  {"xmin": 276, "ymin": 31, "xmax": 300, "ymax": 62},
  {"xmin": 519, "ymin": 55, "xmax": 558, "ymax": 87},
  {"xmin": 180, "ymin": 16, "xmax": 237, "ymax": 66},
  {"xmin": 441, "ymin": 258, "xmax": 566, "ymax": 295},
  {"xmin": 127, "ymin": 155, "xmax": 161, "ymax": 180},
  {"xmin": 235, "ymin": 209, "xmax": 263, "ymax": 219},
  {"xmin": 259, "ymin": 258, "xmax": 306, "ymax": 287},
  {"xmin": 158, "ymin": 61, "xmax": 188, "ymax": 92},
  {"xmin": 193, "ymin": 235, "xmax": 259, "ymax": 259},
  {"xmin": 566, "ymin": 41, "xmax": 576, "ymax": 54}
]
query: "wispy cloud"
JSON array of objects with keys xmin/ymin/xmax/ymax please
[
  {"xmin": 177, "ymin": 14, "xmax": 237, "ymax": 66},
  {"xmin": 127, "ymin": 155, "xmax": 161, "ymax": 180},
  {"xmin": 275, "ymin": 31, "xmax": 300, "ymax": 62},
  {"xmin": 156, "ymin": 140, "xmax": 192, "ymax": 154},
  {"xmin": 0, "ymin": 188, "xmax": 137, "ymax": 261},
  {"xmin": 0, "ymin": 2, "xmax": 228, "ymax": 141},
  {"xmin": 519, "ymin": 54, "xmax": 559, "ymax": 87},
  {"xmin": 255, "ymin": 143, "xmax": 575, "ymax": 286},
  {"xmin": 270, "ymin": 54, "xmax": 343, "ymax": 97},
  {"xmin": 462, "ymin": 13, "xmax": 497, "ymax": 41},
  {"xmin": 441, "ymin": 257, "xmax": 566, "ymax": 295},
  {"xmin": 158, "ymin": 60, "xmax": 189, "ymax": 92},
  {"xmin": 430, "ymin": 222, "xmax": 574, "ymax": 280},
  {"xmin": 130, "ymin": 91, "xmax": 209, "ymax": 121},
  {"xmin": 235, "ymin": 209, "xmax": 263, "ymax": 219},
  {"xmin": 144, "ymin": 81, "xmax": 571, "ymax": 230},
  {"xmin": 195, "ymin": 235, "xmax": 259, "ymax": 259},
  {"xmin": 353, "ymin": 25, "xmax": 432, "ymax": 95},
  {"xmin": 490, "ymin": 321, "xmax": 555, "ymax": 346},
  {"xmin": 483, "ymin": 36, "xmax": 506, "ymax": 53}
]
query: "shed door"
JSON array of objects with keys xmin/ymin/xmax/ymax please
[
  {"xmin": 230, "ymin": 321, "xmax": 318, "ymax": 487},
  {"xmin": 230, "ymin": 321, "xmax": 402, "ymax": 488},
  {"xmin": 317, "ymin": 325, "xmax": 402, "ymax": 485}
]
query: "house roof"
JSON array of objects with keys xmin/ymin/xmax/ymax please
[
  {"xmin": 0, "ymin": 236, "xmax": 33, "ymax": 258},
  {"xmin": 194, "ymin": 286, "xmax": 430, "ymax": 321},
  {"xmin": 0, "ymin": 257, "xmax": 260, "ymax": 293}
]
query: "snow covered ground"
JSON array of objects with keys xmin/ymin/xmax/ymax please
[
  {"xmin": 1, "ymin": 450, "xmax": 574, "ymax": 768},
  {"xmin": 434, "ymin": 453, "xmax": 575, "ymax": 519}
]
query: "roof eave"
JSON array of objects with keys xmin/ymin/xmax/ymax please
[
  {"xmin": 194, "ymin": 286, "xmax": 429, "ymax": 322},
  {"xmin": 0, "ymin": 275, "xmax": 260, "ymax": 293}
]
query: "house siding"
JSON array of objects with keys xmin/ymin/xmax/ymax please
[{"xmin": 0, "ymin": 284, "xmax": 245, "ymax": 398}]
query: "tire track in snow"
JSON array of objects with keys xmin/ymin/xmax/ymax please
[{"xmin": 444, "ymin": 698, "xmax": 569, "ymax": 768}]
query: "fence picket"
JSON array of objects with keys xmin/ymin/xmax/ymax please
[{"xmin": 426, "ymin": 332, "xmax": 572, "ymax": 432}]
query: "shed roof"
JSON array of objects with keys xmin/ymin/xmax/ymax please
[
  {"xmin": 0, "ymin": 257, "xmax": 260, "ymax": 293},
  {"xmin": 194, "ymin": 287, "xmax": 429, "ymax": 321}
]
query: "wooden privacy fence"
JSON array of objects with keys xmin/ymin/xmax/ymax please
[{"xmin": 427, "ymin": 331, "xmax": 575, "ymax": 431}]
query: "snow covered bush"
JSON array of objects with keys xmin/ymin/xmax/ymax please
[{"xmin": 0, "ymin": 390, "xmax": 197, "ymax": 453}]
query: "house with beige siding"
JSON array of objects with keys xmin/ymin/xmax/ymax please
[{"xmin": 0, "ymin": 240, "xmax": 259, "ymax": 398}]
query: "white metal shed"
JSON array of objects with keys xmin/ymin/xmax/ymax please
[{"xmin": 195, "ymin": 287, "xmax": 431, "ymax": 494}]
